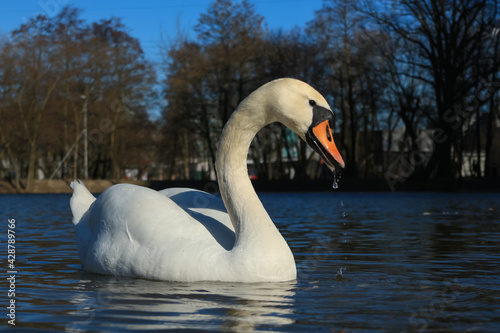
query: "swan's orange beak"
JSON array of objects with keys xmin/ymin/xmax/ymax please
[
  {"xmin": 311, "ymin": 120, "xmax": 345, "ymax": 169},
  {"xmin": 305, "ymin": 107, "xmax": 345, "ymax": 171}
]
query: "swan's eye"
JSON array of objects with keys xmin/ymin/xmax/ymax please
[{"xmin": 309, "ymin": 100, "xmax": 316, "ymax": 107}]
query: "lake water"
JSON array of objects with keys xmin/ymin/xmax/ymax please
[{"xmin": 1, "ymin": 191, "xmax": 499, "ymax": 332}]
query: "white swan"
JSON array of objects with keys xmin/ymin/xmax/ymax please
[{"xmin": 70, "ymin": 78, "xmax": 345, "ymax": 282}]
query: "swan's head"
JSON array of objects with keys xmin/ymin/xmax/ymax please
[{"xmin": 258, "ymin": 78, "xmax": 345, "ymax": 171}]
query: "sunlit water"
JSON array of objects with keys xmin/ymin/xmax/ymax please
[{"xmin": 1, "ymin": 191, "xmax": 499, "ymax": 332}]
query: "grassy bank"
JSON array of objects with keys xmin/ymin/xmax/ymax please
[{"xmin": 0, "ymin": 179, "xmax": 149, "ymax": 194}]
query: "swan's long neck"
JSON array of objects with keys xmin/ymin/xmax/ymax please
[
  {"xmin": 215, "ymin": 91, "xmax": 296, "ymax": 281},
  {"xmin": 215, "ymin": 99, "xmax": 287, "ymax": 254}
]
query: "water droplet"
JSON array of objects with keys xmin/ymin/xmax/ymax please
[
  {"xmin": 332, "ymin": 174, "xmax": 338, "ymax": 189},
  {"xmin": 342, "ymin": 212, "xmax": 346, "ymax": 218}
]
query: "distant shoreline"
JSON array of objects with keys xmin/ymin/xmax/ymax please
[{"xmin": 1, "ymin": 178, "xmax": 499, "ymax": 194}]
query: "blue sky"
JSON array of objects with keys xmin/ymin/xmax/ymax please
[{"xmin": 0, "ymin": 0, "xmax": 324, "ymax": 62}]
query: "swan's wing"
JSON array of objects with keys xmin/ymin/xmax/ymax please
[
  {"xmin": 78, "ymin": 184, "xmax": 235, "ymax": 279},
  {"xmin": 88, "ymin": 185, "xmax": 233, "ymax": 243}
]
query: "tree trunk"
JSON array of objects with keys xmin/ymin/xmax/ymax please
[
  {"xmin": 110, "ymin": 130, "xmax": 121, "ymax": 180},
  {"xmin": 431, "ymin": 137, "xmax": 453, "ymax": 179},
  {"xmin": 182, "ymin": 130, "xmax": 190, "ymax": 179},
  {"xmin": 347, "ymin": 76, "xmax": 358, "ymax": 177},
  {"xmin": 73, "ymin": 129, "xmax": 80, "ymax": 179},
  {"xmin": 0, "ymin": 132, "xmax": 20, "ymax": 191},
  {"xmin": 484, "ymin": 94, "xmax": 496, "ymax": 177},
  {"xmin": 200, "ymin": 102, "xmax": 217, "ymax": 170},
  {"xmin": 26, "ymin": 140, "xmax": 37, "ymax": 191},
  {"xmin": 475, "ymin": 102, "xmax": 482, "ymax": 177}
]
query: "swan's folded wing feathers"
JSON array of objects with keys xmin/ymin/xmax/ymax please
[{"xmin": 80, "ymin": 184, "xmax": 232, "ymax": 279}]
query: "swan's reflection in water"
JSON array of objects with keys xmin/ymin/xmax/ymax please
[{"xmin": 67, "ymin": 274, "xmax": 296, "ymax": 332}]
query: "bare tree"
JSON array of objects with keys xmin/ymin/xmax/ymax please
[
  {"xmin": 9, "ymin": 16, "xmax": 61, "ymax": 190},
  {"xmin": 362, "ymin": 0, "xmax": 500, "ymax": 179},
  {"xmin": 0, "ymin": 6, "xmax": 157, "ymax": 187}
]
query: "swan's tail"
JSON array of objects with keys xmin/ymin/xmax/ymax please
[{"xmin": 70, "ymin": 179, "xmax": 96, "ymax": 225}]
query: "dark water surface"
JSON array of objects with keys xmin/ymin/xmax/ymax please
[{"xmin": 1, "ymin": 191, "xmax": 499, "ymax": 332}]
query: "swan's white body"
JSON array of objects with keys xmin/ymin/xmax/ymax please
[{"xmin": 70, "ymin": 78, "xmax": 343, "ymax": 282}]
